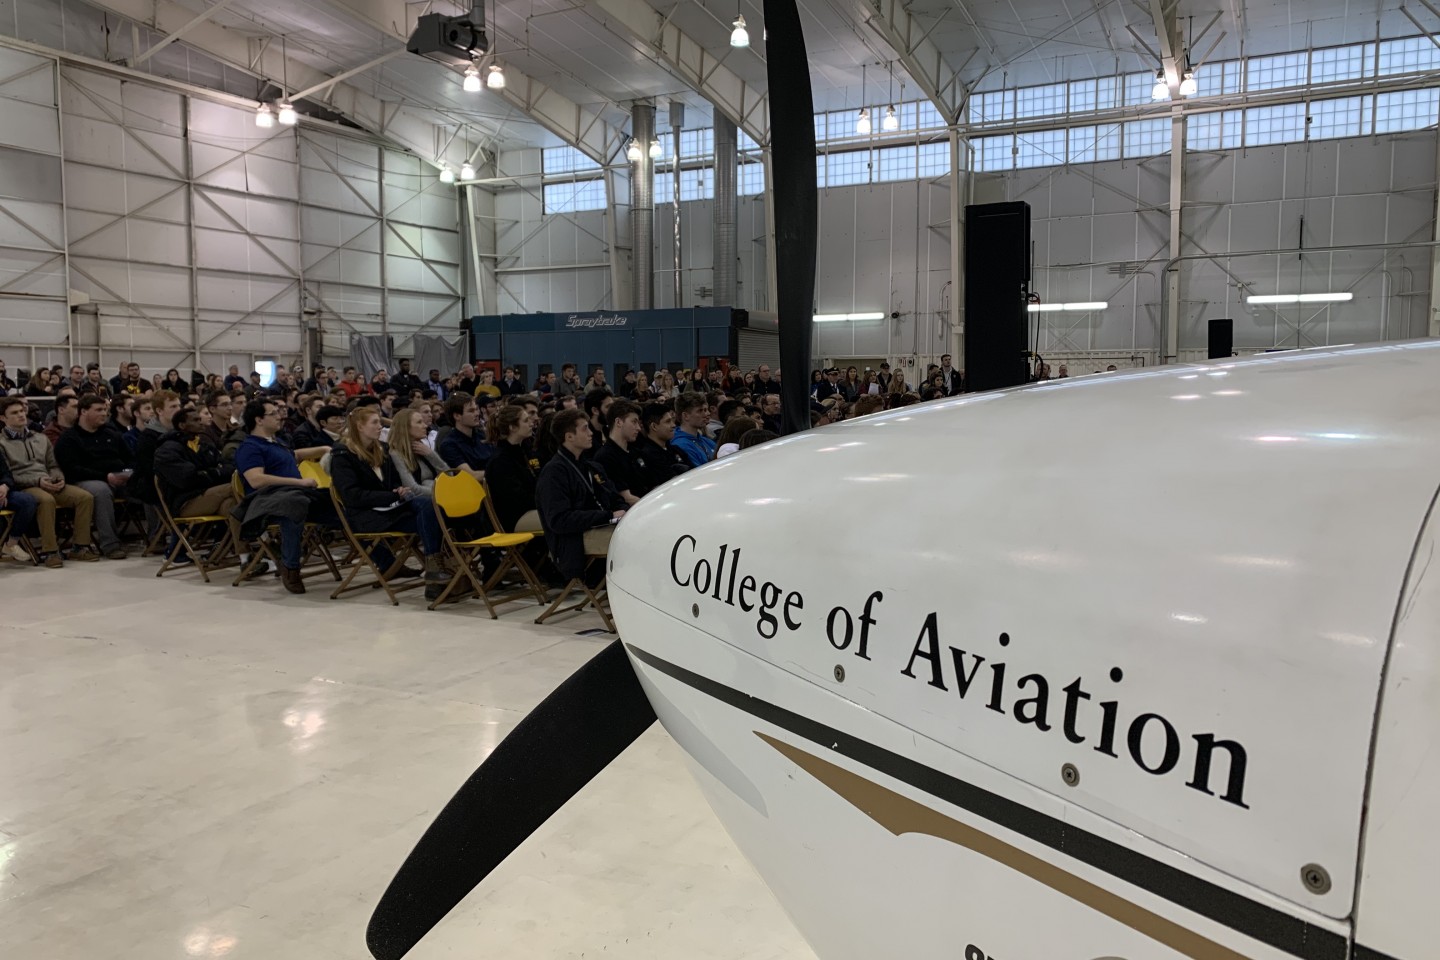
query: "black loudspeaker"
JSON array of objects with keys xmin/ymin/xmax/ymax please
[
  {"xmin": 964, "ymin": 201, "xmax": 1031, "ymax": 393},
  {"xmin": 1208, "ymin": 319, "xmax": 1233, "ymax": 359}
]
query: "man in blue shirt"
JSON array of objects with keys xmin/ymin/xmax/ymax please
[
  {"xmin": 669, "ymin": 392, "xmax": 716, "ymax": 467},
  {"xmin": 234, "ymin": 398, "xmax": 329, "ymax": 594},
  {"xmin": 438, "ymin": 395, "xmax": 494, "ymax": 471}
]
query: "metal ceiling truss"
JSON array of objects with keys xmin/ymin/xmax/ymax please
[
  {"xmin": 860, "ymin": 0, "xmax": 965, "ymax": 124},
  {"xmin": 586, "ymin": 0, "xmax": 769, "ymax": 144}
]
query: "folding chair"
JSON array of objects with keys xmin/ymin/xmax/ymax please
[
  {"xmin": 0, "ymin": 508, "xmax": 38, "ymax": 565},
  {"xmin": 326, "ymin": 478, "xmax": 423, "ymax": 605},
  {"xmin": 153, "ymin": 478, "xmax": 236, "ymax": 582},
  {"xmin": 534, "ymin": 528, "xmax": 614, "ymax": 633},
  {"xmin": 230, "ymin": 467, "xmax": 343, "ymax": 588},
  {"xmin": 429, "ymin": 471, "xmax": 547, "ymax": 614}
]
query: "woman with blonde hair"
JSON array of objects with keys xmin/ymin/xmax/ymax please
[
  {"xmin": 328, "ymin": 406, "xmax": 447, "ymax": 588},
  {"xmin": 888, "ymin": 369, "xmax": 908, "ymax": 396},
  {"xmin": 389, "ymin": 407, "xmax": 461, "ymax": 496}
]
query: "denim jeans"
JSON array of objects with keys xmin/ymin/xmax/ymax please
[{"xmin": 2, "ymin": 489, "xmax": 38, "ymax": 543}]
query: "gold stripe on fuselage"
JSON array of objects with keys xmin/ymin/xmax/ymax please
[{"xmin": 757, "ymin": 733, "xmax": 1257, "ymax": 960}]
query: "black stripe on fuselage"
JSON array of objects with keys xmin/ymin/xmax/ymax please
[{"xmin": 625, "ymin": 643, "xmax": 1357, "ymax": 960}]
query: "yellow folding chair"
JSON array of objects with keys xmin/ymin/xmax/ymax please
[
  {"xmin": 327, "ymin": 480, "xmax": 422, "ymax": 605},
  {"xmin": 429, "ymin": 471, "xmax": 546, "ymax": 614},
  {"xmin": 229, "ymin": 471, "xmax": 341, "ymax": 587},
  {"xmin": 153, "ymin": 478, "xmax": 235, "ymax": 582}
]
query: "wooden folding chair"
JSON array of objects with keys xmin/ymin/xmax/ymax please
[
  {"xmin": 326, "ymin": 480, "xmax": 422, "ymax": 605},
  {"xmin": 153, "ymin": 478, "xmax": 236, "ymax": 582},
  {"xmin": 0, "ymin": 508, "xmax": 38, "ymax": 565},
  {"xmin": 429, "ymin": 471, "xmax": 547, "ymax": 615},
  {"xmin": 534, "ymin": 527, "xmax": 614, "ymax": 632},
  {"xmin": 230, "ymin": 467, "xmax": 343, "ymax": 587}
]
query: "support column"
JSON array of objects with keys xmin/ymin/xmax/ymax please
[
  {"xmin": 761, "ymin": 147, "xmax": 778, "ymax": 313},
  {"xmin": 629, "ymin": 102, "xmax": 655, "ymax": 310},
  {"xmin": 1430, "ymin": 135, "xmax": 1440, "ymax": 337},
  {"xmin": 670, "ymin": 101, "xmax": 685, "ymax": 308},
  {"xmin": 1164, "ymin": 112, "xmax": 1185, "ymax": 363},
  {"xmin": 949, "ymin": 128, "xmax": 965, "ymax": 366},
  {"xmin": 713, "ymin": 115, "xmax": 738, "ymax": 308}
]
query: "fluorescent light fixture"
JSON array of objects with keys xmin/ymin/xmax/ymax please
[
  {"xmin": 277, "ymin": 101, "xmax": 297, "ymax": 125},
  {"xmin": 814, "ymin": 312, "xmax": 886, "ymax": 322},
  {"xmin": 254, "ymin": 103, "xmax": 275, "ymax": 128},
  {"xmin": 439, "ymin": 165, "xmax": 456, "ymax": 184},
  {"xmin": 1246, "ymin": 292, "xmax": 1354, "ymax": 304},
  {"xmin": 730, "ymin": 15, "xmax": 749, "ymax": 48},
  {"xmin": 463, "ymin": 63, "xmax": 482, "ymax": 93},
  {"xmin": 459, "ymin": 161, "xmax": 476, "ymax": 180},
  {"xmin": 1027, "ymin": 301, "xmax": 1108, "ymax": 312}
]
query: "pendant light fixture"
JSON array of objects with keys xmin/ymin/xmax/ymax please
[
  {"xmin": 1151, "ymin": 70, "xmax": 1170, "ymax": 101},
  {"xmin": 439, "ymin": 165, "xmax": 456, "ymax": 184},
  {"xmin": 730, "ymin": 13, "xmax": 749, "ymax": 48},
  {"xmin": 855, "ymin": 63, "xmax": 870, "ymax": 136},
  {"xmin": 255, "ymin": 103, "xmax": 275, "ymax": 128},
  {"xmin": 277, "ymin": 101, "xmax": 297, "ymax": 125},
  {"xmin": 486, "ymin": 63, "xmax": 506, "ymax": 89},
  {"xmin": 1178, "ymin": 71, "xmax": 1198, "ymax": 97},
  {"xmin": 275, "ymin": 36, "xmax": 297, "ymax": 125},
  {"xmin": 648, "ymin": 139, "xmax": 663, "ymax": 159},
  {"xmin": 460, "ymin": 160, "xmax": 476, "ymax": 180},
  {"xmin": 626, "ymin": 138, "xmax": 643, "ymax": 162},
  {"xmin": 463, "ymin": 62, "xmax": 482, "ymax": 92},
  {"xmin": 881, "ymin": 62, "xmax": 898, "ymax": 132}
]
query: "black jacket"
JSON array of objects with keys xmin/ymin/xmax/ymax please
[
  {"xmin": 330, "ymin": 444, "xmax": 409, "ymax": 535},
  {"xmin": 126, "ymin": 423, "xmax": 168, "ymax": 504},
  {"xmin": 485, "ymin": 440, "xmax": 538, "ymax": 533},
  {"xmin": 632, "ymin": 435, "xmax": 690, "ymax": 494},
  {"xmin": 535, "ymin": 448, "xmax": 621, "ymax": 579},
  {"xmin": 54, "ymin": 424, "xmax": 134, "ymax": 484},
  {"xmin": 390, "ymin": 372, "xmax": 423, "ymax": 396},
  {"xmin": 154, "ymin": 431, "xmax": 230, "ymax": 507},
  {"xmin": 291, "ymin": 421, "xmax": 334, "ymax": 452}
]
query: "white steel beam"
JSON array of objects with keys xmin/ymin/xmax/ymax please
[
  {"xmin": 1147, "ymin": 0, "xmax": 1184, "ymax": 92},
  {"xmin": 130, "ymin": 0, "xmax": 240, "ymax": 67},
  {"xmin": 859, "ymin": 0, "xmax": 964, "ymax": 124},
  {"xmin": 586, "ymin": 0, "xmax": 769, "ymax": 145}
]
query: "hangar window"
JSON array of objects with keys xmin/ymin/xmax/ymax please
[
  {"xmin": 541, "ymin": 146, "xmax": 605, "ymax": 214},
  {"xmin": 1244, "ymin": 103, "xmax": 1306, "ymax": 145},
  {"xmin": 1374, "ymin": 88, "xmax": 1440, "ymax": 132},
  {"xmin": 1309, "ymin": 97, "xmax": 1371, "ymax": 140}
]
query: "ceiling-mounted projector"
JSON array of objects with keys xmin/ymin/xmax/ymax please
[{"xmin": 407, "ymin": 9, "xmax": 489, "ymax": 68}]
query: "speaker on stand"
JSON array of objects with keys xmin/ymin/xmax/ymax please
[
  {"xmin": 1208, "ymin": 319, "xmax": 1233, "ymax": 360},
  {"xmin": 963, "ymin": 201, "xmax": 1031, "ymax": 392}
]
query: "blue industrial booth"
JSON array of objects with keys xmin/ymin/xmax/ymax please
[{"xmin": 467, "ymin": 307, "xmax": 779, "ymax": 385}]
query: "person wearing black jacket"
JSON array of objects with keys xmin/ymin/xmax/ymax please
[
  {"xmin": 592, "ymin": 399, "xmax": 646, "ymax": 504},
  {"xmin": 153, "ymin": 408, "xmax": 236, "ymax": 518},
  {"xmin": 535, "ymin": 409, "xmax": 625, "ymax": 585},
  {"xmin": 632, "ymin": 402, "xmax": 690, "ymax": 494},
  {"xmin": 389, "ymin": 359, "xmax": 423, "ymax": 397},
  {"xmin": 329, "ymin": 406, "xmax": 446, "ymax": 586},
  {"xmin": 484, "ymin": 404, "xmax": 540, "ymax": 534},
  {"xmin": 53, "ymin": 395, "xmax": 133, "ymax": 559}
]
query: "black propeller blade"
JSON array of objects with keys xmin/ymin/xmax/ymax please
[{"xmin": 366, "ymin": 639, "xmax": 658, "ymax": 960}]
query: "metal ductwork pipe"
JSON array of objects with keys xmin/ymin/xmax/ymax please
[
  {"xmin": 670, "ymin": 101, "xmax": 685, "ymax": 308},
  {"xmin": 713, "ymin": 114, "xmax": 738, "ymax": 308},
  {"xmin": 630, "ymin": 102, "xmax": 655, "ymax": 310}
]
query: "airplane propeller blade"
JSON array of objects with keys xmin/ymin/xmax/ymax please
[{"xmin": 366, "ymin": 639, "xmax": 658, "ymax": 960}]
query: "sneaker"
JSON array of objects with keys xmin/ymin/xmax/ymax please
[
  {"xmin": 105, "ymin": 548, "xmax": 128, "ymax": 560},
  {"xmin": 69, "ymin": 546, "xmax": 100, "ymax": 563},
  {"xmin": 42, "ymin": 552, "xmax": 63, "ymax": 568},
  {"xmin": 168, "ymin": 553, "xmax": 194, "ymax": 567},
  {"xmin": 3, "ymin": 542, "xmax": 29, "ymax": 562}
]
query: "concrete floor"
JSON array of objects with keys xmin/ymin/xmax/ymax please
[{"xmin": 0, "ymin": 558, "xmax": 815, "ymax": 960}]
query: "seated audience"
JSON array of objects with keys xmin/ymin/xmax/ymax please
[
  {"xmin": 633, "ymin": 402, "xmax": 690, "ymax": 492},
  {"xmin": 128, "ymin": 390, "xmax": 182, "ymax": 506},
  {"xmin": 154, "ymin": 407, "xmax": 237, "ymax": 520},
  {"xmin": 0, "ymin": 445, "xmax": 38, "ymax": 561},
  {"xmin": 669, "ymin": 392, "xmax": 716, "ymax": 468},
  {"xmin": 54, "ymin": 395, "xmax": 132, "ymax": 559},
  {"xmin": 592, "ymin": 399, "xmax": 646, "ymax": 504},
  {"xmin": 44, "ymin": 394, "xmax": 78, "ymax": 446},
  {"xmin": 484, "ymin": 404, "xmax": 541, "ymax": 534},
  {"xmin": 437, "ymin": 395, "xmax": 493, "ymax": 472},
  {"xmin": 25, "ymin": 369, "xmax": 56, "ymax": 396},
  {"xmin": 233, "ymin": 398, "xmax": 331, "ymax": 594},
  {"xmin": 389, "ymin": 408, "xmax": 457, "ymax": 496},
  {"xmin": 329, "ymin": 406, "xmax": 447, "ymax": 592},
  {"xmin": 535, "ymin": 409, "xmax": 625, "ymax": 586},
  {"xmin": 0, "ymin": 396, "xmax": 96, "ymax": 566}
]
